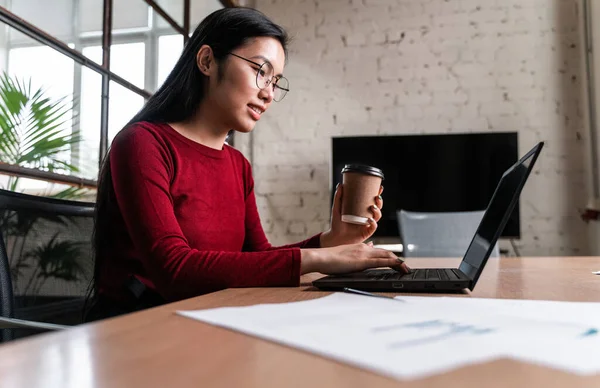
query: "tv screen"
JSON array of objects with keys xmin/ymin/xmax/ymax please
[{"xmin": 331, "ymin": 132, "xmax": 520, "ymax": 238}]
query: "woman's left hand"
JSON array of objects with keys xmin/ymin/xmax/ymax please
[{"xmin": 320, "ymin": 184, "xmax": 383, "ymax": 248}]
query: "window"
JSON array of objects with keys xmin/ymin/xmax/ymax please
[
  {"xmin": 79, "ymin": 65, "xmax": 102, "ymax": 179},
  {"xmin": 7, "ymin": 44, "xmax": 75, "ymax": 191},
  {"xmin": 3, "ymin": 1, "xmax": 190, "ymax": 190},
  {"xmin": 8, "ymin": 45, "xmax": 75, "ymax": 101},
  {"xmin": 80, "ymin": 43, "xmax": 146, "ymax": 177},
  {"xmin": 158, "ymin": 34, "xmax": 184, "ymax": 88}
]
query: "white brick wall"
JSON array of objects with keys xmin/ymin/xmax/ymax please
[{"xmin": 240, "ymin": 0, "xmax": 591, "ymax": 256}]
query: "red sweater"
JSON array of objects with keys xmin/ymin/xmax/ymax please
[{"xmin": 98, "ymin": 121, "xmax": 321, "ymax": 304}]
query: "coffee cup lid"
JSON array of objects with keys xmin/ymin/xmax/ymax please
[{"xmin": 341, "ymin": 164, "xmax": 384, "ymax": 179}]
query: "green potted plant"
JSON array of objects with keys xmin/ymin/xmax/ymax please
[{"xmin": 0, "ymin": 72, "xmax": 89, "ymax": 310}]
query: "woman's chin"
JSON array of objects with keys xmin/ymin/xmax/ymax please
[{"xmin": 236, "ymin": 121, "xmax": 257, "ymax": 133}]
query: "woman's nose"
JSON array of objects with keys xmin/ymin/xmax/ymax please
[{"xmin": 259, "ymin": 83, "xmax": 275, "ymax": 103}]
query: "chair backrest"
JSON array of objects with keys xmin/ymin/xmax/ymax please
[
  {"xmin": 397, "ymin": 209, "xmax": 501, "ymax": 258},
  {"xmin": 0, "ymin": 189, "xmax": 95, "ymax": 341}
]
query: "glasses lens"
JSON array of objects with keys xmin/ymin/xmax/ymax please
[
  {"xmin": 256, "ymin": 62, "xmax": 274, "ymax": 89},
  {"xmin": 273, "ymin": 77, "xmax": 289, "ymax": 102}
]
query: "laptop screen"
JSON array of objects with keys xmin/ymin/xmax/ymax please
[{"xmin": 458, "ymin": 143, "xmax": 542, "ymax": 288}]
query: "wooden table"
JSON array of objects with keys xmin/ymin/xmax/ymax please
[{"xmin": 0, "ymin": 257, "xmax": 599, "ymax": 388}]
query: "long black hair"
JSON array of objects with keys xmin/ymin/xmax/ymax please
[{"xmin": 88, "ymin": 7, "xmax": 289, "ymax": 305}]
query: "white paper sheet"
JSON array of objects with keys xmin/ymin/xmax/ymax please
[{"xmin": 178, "ymin": 293, "xmax": 600, "ymax": 380}]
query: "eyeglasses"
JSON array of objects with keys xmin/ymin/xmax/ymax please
[{"xmin": 228, "ymin": 52, "xmax": 289, "ymax": 102}]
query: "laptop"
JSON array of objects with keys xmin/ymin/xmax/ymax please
[{"xmin": 313, "ymin": 141, "xmax": 544, "ymax": 293}]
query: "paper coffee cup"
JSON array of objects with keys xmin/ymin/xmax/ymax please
[{"xmin": 340, "ymin": 164, "xmax": 384, "ymax": 225}]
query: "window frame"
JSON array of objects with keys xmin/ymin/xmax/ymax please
[
  {"xmin": 0, "ymin": 0, "xmax": 241, "ymax": 190},
  {"xmin": 2, "ymin": 1, "xmax": 194, "ymax": 190}
]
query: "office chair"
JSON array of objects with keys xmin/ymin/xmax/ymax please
[
  {"xmin": 397, "ymin": 209, "xmax": 500, "ymax": 258},
  {"xmin": 0, "ymin": 188, "xmax": 95, "ymax": 342}
]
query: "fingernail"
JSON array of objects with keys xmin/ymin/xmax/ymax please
[
  {"xmin": 372, "ymin": 204, "xmax": 378, "ymax": 210},
  {"xmin": 335, "ymin": 183, "xmax": 339, "ymax": 189},
  {"xmin": 377, "ymin": 195, "xmax": 383, "ymax": 201},
  {"xmin": 395, "ymin": 256, "xmax": 405, "ymax": 264}
]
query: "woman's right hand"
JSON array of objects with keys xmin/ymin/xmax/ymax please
[{"xmin": 300, "ymin": 243, "xmax": 410, "ymax": 275}]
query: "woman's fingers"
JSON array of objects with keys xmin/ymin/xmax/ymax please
[
  {"xmin": 388, "ymin": 254, "xmax": 411, "ymax": 273},
  {"xmin": 370, "ymin": 204, "xmax": 382, "ymax": 222},
  {"xmin": 363, "ymin": 247, "xmax": 410, "ymax": 273},
  {"xmin": 366, "ymin": 217, "xmax": 379, "ymax": 232},
  {"xmin": 375, "ymin": 196, "xmax": 383, "ymax": 210},
  {"xmin": 315, "ymin": 243, "xmax": 412, "ymax": 275},
  {"xmin": 366, "ymin": 247, "xmax": 397, "ymax": 258},
  {"xmin": 394, "ymin": 261, "xmax": 411, "ymax": 274},
  {"xmin": 331, "ymin": 183, "xmax": 343, "ymax": 216},
  {"xmin": 375, "ymin": 186, "xmax": 383, "ymax": 210},
  {"xmin": 373, "ymin": 185, "xmax": 384, "ymax": 212}
]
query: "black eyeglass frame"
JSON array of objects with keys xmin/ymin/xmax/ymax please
[{"xmin": 228, "ymin": 52, "xmax": 289, "ymax": 102}]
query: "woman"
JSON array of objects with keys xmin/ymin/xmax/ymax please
[{"xmin": 86, "ymin": 7, "xmax": 408, "ymax": 321}]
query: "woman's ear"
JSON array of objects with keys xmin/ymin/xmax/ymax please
[{"xmin": 196, "ymin": 45, "xmax": 214, "ymax": 76}]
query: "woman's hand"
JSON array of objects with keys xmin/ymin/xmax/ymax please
[
  {"xmin": 320, "ymin": 184, "xmax": 383, "ymax": 247},
  {"xmin": 300, "ymin": 242, "xmax": 410, "ymax": 275}
]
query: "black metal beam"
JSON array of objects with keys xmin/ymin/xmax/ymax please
[
  {"xmin": 99, "ymin": 0, "xmax": 113, "ymax": 165},
  {"xmin": 183, "ymin": 0, "xmax": 190, "ymax": 43},
  {"xmin": 0, "ymin": 163, "xmax": 97, "ymax": 189},
  {"xmin": 0, "ymin": 6, "xmax": 151, "ymax": 99},
  {"xmin": 143, "ymin": 0, "xmax": 186, "ymax": 36}
]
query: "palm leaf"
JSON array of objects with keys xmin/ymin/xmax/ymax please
[
  {"xmin": 25, "ymin": 233, "xmax": 85, "ymax": 282},
  {"xmin": 0, "ymin": 73, "xmax": 27, "ymax": 117},
  {"xmin": 0, "ymin": 71, "xmax": 79, "ymax": 175}
]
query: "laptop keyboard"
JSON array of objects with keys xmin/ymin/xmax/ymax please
[{"xmin": 366, "ymin": 268, "xmax": 463, "ymax": 281}]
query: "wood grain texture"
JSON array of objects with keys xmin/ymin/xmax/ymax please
[{"xmin": 0, "ymin": 257, "xmax": 599, "ymax": 388}]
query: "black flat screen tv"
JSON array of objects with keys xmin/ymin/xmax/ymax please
[{"xmin": 331, "ymin": 132, "xmax": 520, "ymax": 238}]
